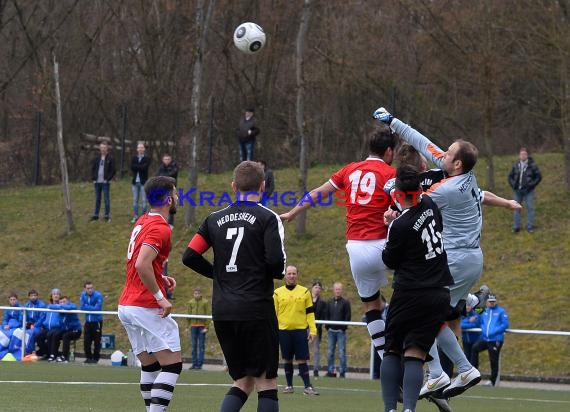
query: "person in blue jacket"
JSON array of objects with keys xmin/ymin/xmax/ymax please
[
  {"xmin": 36, "ymin": 288, "xmax": 63, "ymax": 360},
  {"xmin": 461, "ymin": 306, "xmax": 481, "ymax": 362},
  {"xmin": 470, "ymin": 294, "xmax": 509, "ymax": 387},
  {"xmin": 25, "ymin": 290, "xmax": 47, "ymax": 331},
  {"xmin": 2, "ymin": 293, "xmax": 23, "ymax": 331},
  {"xmin": 57, "ymin": 296, "xmax": 82, "ymax": 362},
  {"xmin": 79, "ymin": 281, "xmax": 104, "ymax": 364}
]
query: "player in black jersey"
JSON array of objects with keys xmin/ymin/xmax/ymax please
[
  {"xmin": 381, "ymin": 164, "xmax": 454, "ymax": 412},
  {"xmin": 183, "ymin": 161, "xmax": 286, "ymax": 412}
]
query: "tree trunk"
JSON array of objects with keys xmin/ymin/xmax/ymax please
[
  {"xmin": 185, "ymin": 0, "xmax": 216, "ymax": 227},
  {"xmin": 294, "ymin": 0, "xmax": 312, "ymax": 237},
  {"xmin": 483, "ymin": 63, "xmax": 496, "ymax": 191},
  {"xmin": 53, "ymin": 54, "xmax": 75, "ymax": 234}
]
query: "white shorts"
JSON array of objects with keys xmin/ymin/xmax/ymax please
[
  {"xmin": 118, "ymin": 305, "xmax": 181, "ymax": 355},
  {"xmin": 447, "ymin": 248, "xmax": 484, "ymax": 307},
  {"xmin": 346, "ymin": 239, "xmax": 388, "ymax": 300}
]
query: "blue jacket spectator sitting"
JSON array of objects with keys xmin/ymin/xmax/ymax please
[
  {"xmin": 2, "ymin": 293, "xmax": 23, "ymax": 331},
  {"xmin": 25, "ymin": 289, "xmax": 47, "ymax": 332},
  {"xmin": 35, "ymin": 288, "xmax": 63, "ymax": 360},
  {"xmin": 58, "ymin": 296, "xmax": 82, "ymax": 362}
]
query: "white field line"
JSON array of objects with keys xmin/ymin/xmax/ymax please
[{"xmin": 1, "ymin": 381, "xmax": 569, "ymax": 404}]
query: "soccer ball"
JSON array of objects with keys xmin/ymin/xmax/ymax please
[{"xmin": 233, "ymin": 22, "xmax": 266, "ymax": 54}]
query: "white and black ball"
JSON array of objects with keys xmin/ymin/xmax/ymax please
[{"xmin": 233, "ymin": 22, "xmax": 266, "ymax": 54}]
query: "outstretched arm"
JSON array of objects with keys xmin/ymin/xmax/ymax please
[
  {"xmin": 279, "ymin": 181, "xmax": 336, "ymax": 222},
  {"xmin": 482, "ymin": 191, "xmax": 521, "ymax": 210},
  {"xmin": 374, "ymin": 107, "xmax": 445, "ymax": 169}
]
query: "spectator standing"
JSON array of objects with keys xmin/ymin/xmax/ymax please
[
  {"xmin": 131, "ymin": 142, "xmax": 151, "ymax": 223},
  {"xmin": 237, "ymin": 108, "xmax": 259, "ymax": 161},
  {"xmin": 183, "ymin": 161, "xmax": 286, "ymax": 411},
  {"xmin": 80, "ymin": 281, "xmax": 104, "ymax": 364},
  {"xmin": 2, "ymin": 293, "xmax": 23, "ymax": 331},
  {"xmin": 325, "ymin": 282, "xmax": 351, "ymax": 378},
  {"xmin": 310, "ymin": 280, "xmax": 327, "ymax": 377},
  {"xmin": 273, "ymin": 265, "xmax": 319, "ymax": 395},
  {"xmin": 90, "ymin": 141, "xmax": 115, "ymax": 222},
  {"xmin": 187, "ymin": 286, "xmax": 210, "ymax": 370},
  {"xmin": 471, "ymin": 294, "xmax": 509, "ymax": 387},
  {"xmin": 508, "ymin": 147, "xmax": 542, "ymax": 233},
  {"xmin": 157, "ymin": 153, "xmax": 179, "ymax": 226},
  {"xmin": 259, "ymin": 160, "xmax": 275, "ymax": 197},
  {"xmin": 461, "ymin": 306, "xmax": 481, "ymax": 362}
]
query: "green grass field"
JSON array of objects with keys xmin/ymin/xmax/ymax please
[
  {"xmin": 0, "ymin": 362, "xmax": 568, "ymax": 412},
  {"xmin": 0, "ymin": 152, "xmax": 569, "ymax": 377}
]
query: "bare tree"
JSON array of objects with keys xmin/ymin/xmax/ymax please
[
  {"xmin": 53, "ymin": 53, "xmax": 74, "ymax": 234},
  {"xmin": 294, "ymin": 0, "xmax": 312, "ymax": 236},
  {"xmin": 185, "ymin": 0, "xmax": 216, "ymax": 227}
]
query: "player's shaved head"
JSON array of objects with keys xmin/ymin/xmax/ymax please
[{"xmin": 233, "ymin": 161, "xmax": 264, "ymax": 192}]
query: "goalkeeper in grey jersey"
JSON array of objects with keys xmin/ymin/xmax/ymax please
[{"xmin": 375, "ymin": 107, "xmax": 520, "ymax": 400}]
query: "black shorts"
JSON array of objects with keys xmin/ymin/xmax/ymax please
[
  {"xmin": 385, "ymin": 287, "xmax": 450, "ymax": 356},
  {"xmin": 214, "ymin": 317, "xmax": 279, "ymax": 381},
  {"xmin": 278, "ymin": 329, "xmax": 310, "ymax": 360}
]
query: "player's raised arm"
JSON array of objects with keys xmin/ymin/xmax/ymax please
[
  {"xmin": 279, "ymin": 181, "xmax": 336, "ymax": 222},
  {"xmin": 373, "ymin": 107, "xmax": 445, "ymax": 169}
]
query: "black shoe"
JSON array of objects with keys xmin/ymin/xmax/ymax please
[
  {"xmin": 339, "ymin": 372, "xmax": 346, "ymax": 378},
  {"xmin": 104, "ymin": 216, "xmax": 111, "ymax": 223},
  {"xmin": 313, "ymin": 370, "xmax": 319, "ymax": 377},
  {"xmin": 326, "ymin": 372, "xmax": 337, "ymax": 378},
  {"xmin": 89, "ymin": 216, "xmax": 99, "ymax": 222},
  {"xmin": 427, "ymin": 394, "xmax": 453, "ymax": 412},
  {"xmin": 527, "ymin": 227, "xmax": 534, "ymax": 233}
]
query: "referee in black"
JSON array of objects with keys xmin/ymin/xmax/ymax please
[
  {"xmin": 381, "ymin": 164, "xmax": 454, "ymax": 412},
  {"xmin": 183, "ymin": 161, "xmax": 286, "ymax": 412}
]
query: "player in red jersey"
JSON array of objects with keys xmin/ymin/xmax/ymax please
[
  {"xmin": 118, "ymin": 176, "xmax": 181, "ymax": 412},
  {"xmin": 280, "ymin": 127, "xmax": 396, "ymax": 362}
]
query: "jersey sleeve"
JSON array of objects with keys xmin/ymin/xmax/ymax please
[
  {"xmin": 142, "ymin": 225, "xmax": 169, "ymax": 254},
  {"xmin": 329, "ymin": 166, "xmax": 347, "ymax": 190},
  {"xmin": 391, "ymin": 119, "xmax": 445, "ymax": 169},
  {"xmin": 196, "ymin": 218, "xmax": 212, "ymax": 246},
  {"xmin": 264, "ymin": 213, "xmax": 286, "ymax": 279},
  {"xmin": 382, "ymin": 220, "xmax": 407, "ymax": 270},
  {"xmin": 425, "ymin": 181, "xmax": 449, "ymax": 210},
  {"xmin": 305, "ymin": 290, "xmax": 317, "ymax": 335}
]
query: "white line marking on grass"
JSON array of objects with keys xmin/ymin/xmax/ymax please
[
  {"xmin": 462, "ymin": 395, "xmax": 570, "ymax": 405},
  {"xmin": 0, "ymin": 381, "xmax": 231, "ymax": 387},
  {"xmin": 3, "ymin": 381, "xmax": 568, "ymax": 405}
]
